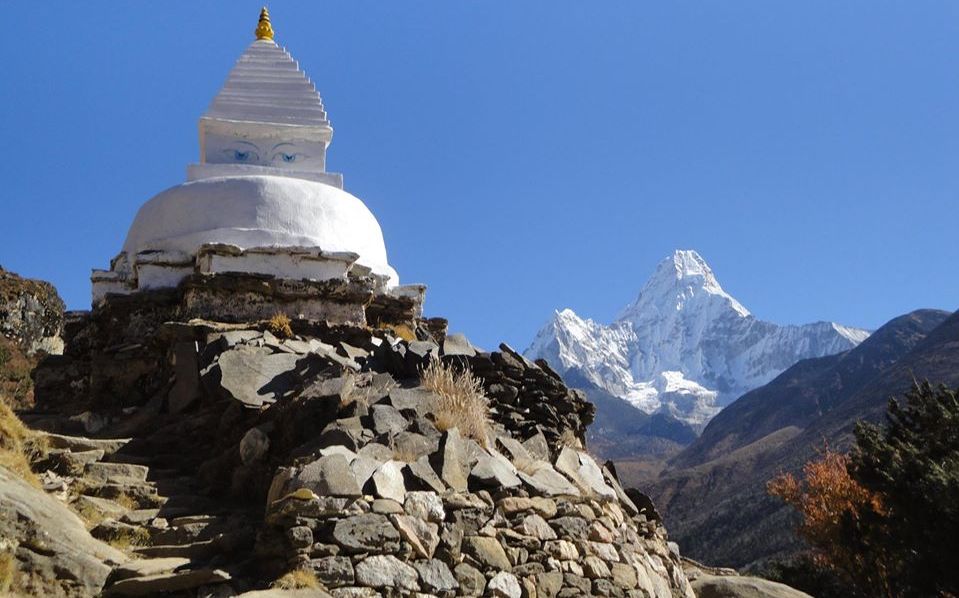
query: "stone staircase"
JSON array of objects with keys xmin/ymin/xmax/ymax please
[{"xmin": 41, "ymin": 431, "xmax": 259, "ymax": 596}]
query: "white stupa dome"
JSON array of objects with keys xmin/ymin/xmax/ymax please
[
  {"xmin": 122, "ymin": 175, "xmax": 398, "ymax": 284},
  {"xmin": 92, "ymin": 9, "xmax": 405, "ymax": 304}
]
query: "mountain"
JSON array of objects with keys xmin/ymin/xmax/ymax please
[
  {"xmin": 647, "ymin": 308, "xmax": 956, "ymax": 569},
  {"xmin": 525, "ymin": 250, "xmax": 870, "ymax": 427}
]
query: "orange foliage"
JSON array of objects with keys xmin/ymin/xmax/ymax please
[{"xmin": 768, "ymin": 448, "xmax": 891, "ymax": 596}]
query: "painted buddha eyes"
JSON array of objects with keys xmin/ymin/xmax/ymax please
[{"xmin": 222, "ymin": 145, "xmax": 307, "ymax": 165}]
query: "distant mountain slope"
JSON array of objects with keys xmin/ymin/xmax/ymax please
[
  {"xmin": 525, "ymin": 250, "xmax": 870, "ymax": 427},
  {"xmin": 648, "ymin": 308, "xmax": 957, "ymax": 569},
  {"xmin": 672, "ymin": 308, "xmax": 950, "ymax": 469}
]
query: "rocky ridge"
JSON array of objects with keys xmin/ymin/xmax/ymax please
[{"xmin": 5, "ymin": 270, "xmax": 697, "ymax": 597}]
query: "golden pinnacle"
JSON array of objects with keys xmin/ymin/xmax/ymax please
[{"xmin": 255, "ymin": 7, "xmax": 274, "ymax": 41}]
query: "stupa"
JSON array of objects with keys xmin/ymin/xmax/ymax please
[{"xmin": 91, "ymin": 8, "xmax": 420, "ymax": 322}]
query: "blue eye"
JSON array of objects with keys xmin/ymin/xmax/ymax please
[
  {"xmin": 234, "ymin": 150, "xmax": 249, "ymax": 161},
  {"xmin": 282, "ymin": 153, "xmax": 296, "ymax": 163}
]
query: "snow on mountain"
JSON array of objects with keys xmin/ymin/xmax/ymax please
[{"xmin": 524, "ymin": 250, "xmax": 871, "ymax": 427}]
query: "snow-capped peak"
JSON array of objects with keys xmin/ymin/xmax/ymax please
[
  {"xmin": 525, "ymin": 249, "xmax": 871, "ymax": 427},
  {"xmin": 618, "ymin": 250, "xmax": 749, "ymax": 323}
]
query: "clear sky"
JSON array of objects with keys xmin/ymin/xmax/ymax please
[{"xmin": 1, "ymin": 2, "xmax": 956, "ymax": 350}]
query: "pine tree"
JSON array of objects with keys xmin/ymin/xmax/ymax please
[{"xmin": 851, "ymin": 382, "xmax": 959, "ymax": 597}]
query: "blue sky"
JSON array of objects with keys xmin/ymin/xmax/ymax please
[{"xmin": 1, "ymin": 2, "xmax": 957, "ymax": 350}]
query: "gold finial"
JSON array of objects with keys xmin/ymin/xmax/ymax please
[{"xmin": 255, "ymin": 7, "xmax": 274, "ymax": 41}]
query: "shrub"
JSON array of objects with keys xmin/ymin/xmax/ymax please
[
  {"xmin": 0, "ymin": 401, "xmax": 46, "ymax": 487},
  {"xmin": 420, "ymin": 357, "xmax": 490, "ymax": 447},
  {"xmin": 102, "ymin": 525, "xmax": 151, "ymax": 550},
  {"xmin": 273, "ymin": 569, "xmax": 321, "ymax": 590},
  {"xmin": 769, "ymin": 382, "xmax": 959, "ymax": 598},
  {"xmin": 267, "ymin": 312, "xmax": 293, "ymax": 339},
  {"xmin": 767, "ymin": 449, "xmax": 890, "ymax": 596}
]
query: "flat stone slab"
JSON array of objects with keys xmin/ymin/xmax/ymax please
[
  {"xmin": 111, "ymin": 557, "xmax": 192, "ymax": 582},
  {"xmin": 294, "ymin": 454, "xmax": 362, "ymax": 498},
  {"xmin": 43, "ymin": 433, "xmax": 131, "ymax": 455},
  {"xmin": 84, "ymin": 462, "xmax": 150, "ymax": 484},
  {"xmin": 215, "ymin": 346, "xmax": 302, "ymax": 407},
  {"xmin": 105, "ymin": 567, "xmax": 230, "ymax": 596}
]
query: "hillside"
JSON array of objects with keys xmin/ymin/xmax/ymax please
[{"xmin": 647, "ymin": 308, "xmax": 958, "ymax": 569}]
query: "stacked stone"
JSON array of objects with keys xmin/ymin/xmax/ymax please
[
  {"xmin": 259, "ymin": 484, "xmax": 688, "ymax": 597},
  {"xmin": 28, "ymin": 276, "xmax": 693, "ymax": 597},
  {"xmin": 460, "ymin": 343, "xmax": 595, "ymax": 449}
]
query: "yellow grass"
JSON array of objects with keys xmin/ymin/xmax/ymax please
[
  {"xmin": 104, "ymin": 526, "xmax": 151, "ymax": 550},
  {"xmin": 0, "ymin": 402, "xmax": 46, "ymax": 487},
  {"xmin": 273, "ymin": 569, "xmax": 321, "ymax": 590},
  {"xmin": 420, "ymin": 358, "xmax": 490, "ymax": 447},
  {"xmin": 0, "ymin": 551, "xmax": 14, "ymax": 594},
  {"xmin": 267, "ymin": 312, "xmax": 293, "ymax": 339}
]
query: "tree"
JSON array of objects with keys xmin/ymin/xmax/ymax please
[
  {"xmin": 769, "ymin": 382, "xmax": 959, "ymax": 597},
  {"xmin": 767, "ymin": 448, "xmax": 891, "ymax": 596},
  {"xmin": 851, "ymin": 382, "xmax": 959, "ymax": 597}
]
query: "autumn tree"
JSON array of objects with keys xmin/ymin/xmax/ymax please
[
  {"xmin": 769, "ymin": 382, "xmax": 959, "ymax": 598},
  {"xmin": 768, "ymin": 448, "xmax": 891, "ymax": 596}
]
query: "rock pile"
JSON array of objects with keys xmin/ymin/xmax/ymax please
[
  {"xmin": 15, "ymin": 277, "xmax": 694, "ymax": 596},
  {"xmin": 0, "ymin": 266, "xmax": 65, "ymax": 356}
]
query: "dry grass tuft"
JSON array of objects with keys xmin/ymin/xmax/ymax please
[
  {"xmin": 267, "ymin": 312, "xmax": 294, "ymax": 339},
  {"xmin": 273, "ymin": 568, "xmax": 322, "ymax": 590},
  {"xmin": 103, "ymin": 526, "xmax": 151, "ymax": 550},
  {"xmin": 112, "ymin": 492, "xmax": 140, "ymax": 511},
  {"xmin": 420, "ymin": 358, "xmax": 490, "ymax": 447},
  {"xmin": 0, "ymin": 401, "xmax": 47, "ymax": 487},
  {"xmin": 0, "ymin": 551, "xmax": 14, "ymax": 594}
]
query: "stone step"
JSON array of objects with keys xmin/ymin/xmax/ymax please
[
  {"xmin": 84, "ymin": 482, "xmax": 160, "ymax": 508},
  {"xmin": 110, "ymin": 556, "xmax": 192, "ymax": 582},
  {"xmin": 73, "ymin": 495, "xmax": 129, "ymax": 520},
  {"xmin": 104, "ymin": 567, "xmax": 230, "ymax": 596},
  {"xmin": 169, "ymin": 514, "xmax": 221, "ymax": 527},
  {"xmin": 43, "ymin": 433, "xmax": 131, "ymax": 455},
  {"xmin": 84, "ymin": 462, "xmax": 150, "ymax": 484},
  {"xmin": 150, "ymin": 521, "xmax": 218, "ymax": 545},
  {"xmin": 134, "ymin": 538, "xmax": 221, "ymax": 560},
  {"xmin": 156, "ymin": 494, "xmax": 216, "ymax": 516},
  {"xmin": 120, "ymin": 508, "xmax": 161, "ymax": 525}
]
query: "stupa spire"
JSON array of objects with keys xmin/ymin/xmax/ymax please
[{"xmin": 254, "ymin": 7, "xmax": 274, "ymax": 41}]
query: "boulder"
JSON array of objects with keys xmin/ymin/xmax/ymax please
[
  {"xmin": 332, "ymin": 513, "xmax": 401, "ymax": 554},
  {"xmin": 0, "ymin": 467, "xmax": 126, "ymax": 596},
  {"xmin": 554, "ymin": 447, "xmax": 616, "ymax": 500},
  {"xmin": 432, "ymin": 428, "xmax": 469, "ymax": 492},
  {"xmin": 354, "ymin": 554, "xmax": 420, "ymax": 592},
  {"xmin": 293, "ymin": 454, "xmax": 362, "ymax": 497},
  {"xmin": 462, "ymin": 536, "xmax": 511, "ymax": 571},
  {"xmin": 370, "ymin": 404, "xmax": 408, "ymax": 436},
  {"xmin": 487, "ymin": 571, "xmax": 521, "ymax": 598},
  {"xmin": 441, "ymin": 333, "xmax": 477, "ymax": 357},
  {"xmin": 453, "ymin": 562, "xmax": 486, "ymax": 596},
  {"xmin": 168, "ymin": 340, "xmax": 201, "ymax": 413},
  {"xmin": 213, "ymin": 346, "xmax": 302, "ymax": 407},
  {"xmin": 239, "ymin": 426, "xmax": 271, "ymax": 465},
  {"xmin": 309, "ymin": 556, "xmax": 355, "ymax": 588},
  {"xmin": 691, "ymin": 574, "xmax": 814, "ymax": 598},
  {"xmin": 371, "ymin": 460, "xmax": 406, "ymax": 502},
  {"xmin": 391, "ymin": 514, "xmax": 439, "ymax": 558},
  {"xmin": 413, "ymin": 558, "xmax": 458, "ymax": 593},
  {"xmin": 470, "ymin": 451, "xmax": 521, "ymax": 489}
]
